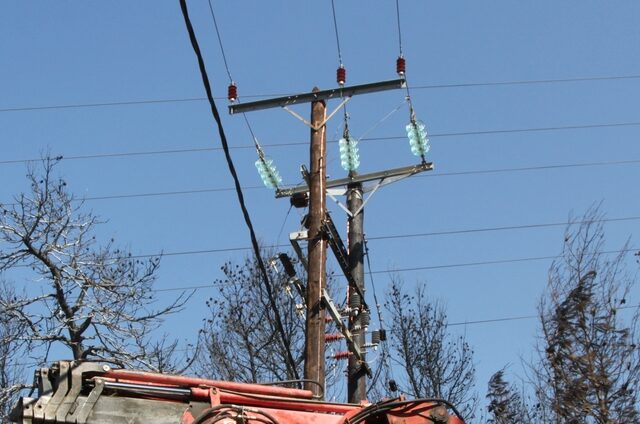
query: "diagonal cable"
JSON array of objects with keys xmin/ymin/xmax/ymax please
[{"xmin": 178, "ymin": 0, "xmax": 299, "ymax": 381}]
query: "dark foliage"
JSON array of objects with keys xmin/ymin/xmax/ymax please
[{"xmin": 532, "ymin": 206, "xmax": 640, "ymax": 423}]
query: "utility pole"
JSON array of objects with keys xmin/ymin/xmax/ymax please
[
  {"xmin": 228, "ymin": 77, "xmax": 432, "ymax": 403},
  {"xmin": 347, "ymin": 182, "xmax": 366, "ymax": 402},
  {"xmin": 304, "ymin": 92, "xmax": 328, "ymax": 398}
]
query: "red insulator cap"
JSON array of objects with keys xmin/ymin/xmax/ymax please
[
  {"xmin": 333, "ymin": 351, "xmax": 351, "ymax": 360},
  {"xmin": 325, "ymin": 333, "xmax": 345, "ymax": 343},
  {"xmin": 396, "ymin": 56, "xmax": 406, "ymax": 76},
  {"xmin": 337, "ymin": 66, "xmax": 346, "ymax": 86},
  {"xmin": 228, "ymin": 83, "xmax": 238, "ymax": 102}
]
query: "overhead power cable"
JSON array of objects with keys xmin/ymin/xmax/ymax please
[
  {"xmin": 205, "ymin": 0, "xmax": 280, "ymax": 191},
  {"xmin": 112, "ymin": 247, "xmax": 638, "ymax": 295},
  {"xmin": 11, "ymin": 303, "xmax": 638, "ymax": 370},
  {"xmin": 114, "ymin": 247, "xmax": 638, "ymax": 291},
  {"xmin": 178, "ymin": 0, "xmax": 299, "ymax": 380},
  {"xmin": 4, "ymin": 217, "xmax": 638, "ymax": 265},
  {"xmin": 394, "ymin": 0, "xmax": 403, "ymax": 56},
  {"xmin": 366, "ymin": 216, "xmax": 640, "ymax": 241},
  {"xmin": 2, "ymin": 121, "xmax": 640, "ymax": 166},
  {"xmin": 1, "ymin": 75, "xmax": 639, "ymax": 114},
  {"xmin": 330, "ymin": 0, "xmax": 344, "ymax": 66},
  {"xmin": 123, "ymin": 216, "xmax": 640, "ymax": 260},
  {"xmin": 367, "ymin": 248, "xmax": 636, "ymax": 275},
  {"xmin": 2, "ymin": 158, "xmax": 635, "ymax": 206},
  {"xmin": 206, "ymin": 0, "xmax": 233, "ymax": 83}
]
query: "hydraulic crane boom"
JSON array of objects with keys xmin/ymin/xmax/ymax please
[{"xmin": 10, "ymin": 361, "xmax": 464, "ymax": 424}]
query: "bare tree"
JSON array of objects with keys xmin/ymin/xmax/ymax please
[
  {"xmin": 0, "ymin": 282, "xmax": 30, "ymax": 424},
  {"xmin": 196, "ymin": 256, "xmax": 304, "ymax": 383},
  {"xmin": 0, "ymin": 158, "xmax": 191, "ymax": 372},
  {"xmin": 196, "ymin": 251, "xmax": 340, "ymax": 396},
  {"xmin": 486, "ymin": 368, "xmax": 536, "ymax": 423},
  {"xmin": 532, "ymin": 206, "xmax": 640, "ymax": 423},
  {"xmin": 386, "ymin": 279, "xmax": 478, "ymax": 418}
]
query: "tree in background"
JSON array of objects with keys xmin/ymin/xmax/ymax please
[
  {"xmin": 196, "ymin": 252, "xmax": 342, "ymax": 398},
  {"xmin": 531, "ymin": 207, "xmax": 640, "ymax": 422},
  {"xmin": 386, "ymin": 279, "xmax": 478, "ymax": 418},
  {"xmin": 0, "ymin": 282, "xmax": 29, "ymax": 424},
  {"xmin": 196, "ymin": 255, "xmax": 304, "ymax": 383},
  {"xmin": 486, "ymin": 368, "xmax": 535, "ymax": 423},
  {"xmin": 0, "ymin": 158, "xmax": 192, "ymax": 372}
]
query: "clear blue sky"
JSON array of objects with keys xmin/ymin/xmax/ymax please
[{"xmin": 1, "ymin": 0, "xmax": 639, "ymax": 407}]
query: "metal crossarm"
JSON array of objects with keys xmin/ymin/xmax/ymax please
[
  {"xmin": 228, "ymin": 79, "xmax": 406, "ymax": 114},
  {"xmin": 276, "ymin": 162, "xmax": 433, "ymax": 198}
]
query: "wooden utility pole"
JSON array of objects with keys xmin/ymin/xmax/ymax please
[
  {"xmin": 304, "ymin": 92, "xmax": 327, "ymax": 398},
  {"xmin": 347, "ymin": 182, "xmax": 366, "ymax": 402}
]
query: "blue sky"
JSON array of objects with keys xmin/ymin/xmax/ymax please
[{"xmin": 1, "ymin": 0, "xmax": 639, "ymax": 407}]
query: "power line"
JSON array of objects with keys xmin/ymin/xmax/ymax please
[
  {"xmin": 414, "ymin": 74, "xmax": 640, "ymax": 90},
  {"xmin": 330, "ymin": 0, "xmax": 344, "ymax": 66},
  {"xmin": 11, "ymin": 303, "xmax": 638, "ymax": 369},
  {"xmin": 2, "ymin": 158, "xmax": 634, "ymax": 205},
  {"xmin": 5, "ymin": 216, "xmax": 639, "ymax": 264},
  {"xmin": 2, "ymin": 121, "xmax": 640, "ymax": 166},
  {"xmin": 367, "ymin": 216, "xmax": 640, "ymax": 242},
  {"xmin": 179, "ymin": 0, "xmax": 299, "ymax": 380},
  {"xmin": 418, "ymin": 159, "xmax": 640, "ymax": 179},
  {"xmin": 448, "ymin": 303, "xmax": 639, "ymax": 327},
  {"xmin": 367, "ymin": 248, "xmax": 636, "ymax": 275},
  {"xmin": 394, "ymin": 0, "xmax": 403, "ymax": 56},
  {"xmin": 8, "ymin": 220, "xmax": 637, "ymax": 283},
  {"xmin": 1, "ymin": 74, "xmax": 639, "ymax": 114},
  {"xmin": 448, "ymin": 314, "xmax": 536, "ymax": 327},
  {"xmin": 80, "ymin": 186, "xmax": 258, "ymax": 201},
  {"xmin": 121, "ymin": 217, "xmax": 638, "ymax": 260},
  {"xmin": 428, "ymin": 121, "xmax": 640, "ymax": 139},
  {"xmin": 125, "ymin": 247, "xmax": 637, "ymax": 289},
  {"xmin": 207, "ymin": 0, "xmax": 233, "ymax": 83}
]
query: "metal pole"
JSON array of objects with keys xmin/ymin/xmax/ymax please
[
  {"xmin": 304, "ymin": 89, "xmax": 327, "ymax": 398},
  {"xmin": 347, "ymin": 182, "xmax": 366, "ymax": 402}
]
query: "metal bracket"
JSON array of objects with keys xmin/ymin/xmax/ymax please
[
  {"xmin": 283, "ymin": 97, "xmax": 351, "ymax": 130},
  {"xmin": 289, "ymin": 230, "xmax": 309, "ymax": 271},
  {"xmin": 327, "ymin": 191, "xmax": 352, "ymax": 216},
  {"xmin": 326, "ymin": 182, "xmax": 381, "ymax": 218},
  {"xmin": 282, "ymin": 106, "xmax": 312, "ymax": 128}
]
